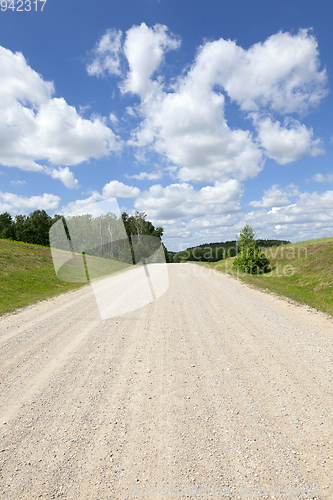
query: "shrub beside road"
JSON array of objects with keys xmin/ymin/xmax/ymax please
[{"xmin": 202, "ymin": 236, "xmax": 333, "ymax": 317}]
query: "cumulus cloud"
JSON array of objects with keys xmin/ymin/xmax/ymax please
[
  {"xmin": 46, "ymin": 167, "xmax": 79, "ymax": 189},
  {"xmin": 205, "ymin": 29, "xmax": 328, "ymax": 114},
  {"xmin": 249, "ymin": 184, "xmax": 299, "ymax": 208},
  {"xmin": 121, "ymin": 23, "xmax": 180, "ymax": 97},
  {"xmin": 91, "ymin": 25, "xmax": 325, "ymax": 183},
  {"xmin": 0, "ymin": 192, "xmax": 60, "ymax": 213},
  {"xmin": 151, "ymin": 212, "xmax": 240, "ymax": 250},
  {"xmin": 61, "ymin": 180, "xmax": 140, "ymax": 216},
  {"xmin": 0, "ymin": 46, "xmax": 54, "ymax": 107},
  {"xmin": 102, "ymin": 180, "xmax": 140, "ymax": 198},
  {"xmin": 0, "ymin": 46, "xmax": 121, "ymax": 187},
  {"xmin": 133, "ymin": 180, "xmax": 243, "ymax": 250},
  {"xmin": 84, "ymin": 25, "xmax": 330, "ymax": 248},
  {"xmin": 130, "ymin": 85, "xmax": 263, "ymax": 182},
  {"xmin": 161, "ymin": 185, "xmax": 333, "ymax": 249},
  {"xmin": 134, "ymin": 179, "xmax": 242, "ymax": 219},
  {"xmin": 256, "ymin": 117, "xmax": 323, "ymax": 164},
  {"xmin": 61, "ymin": 195, "xmax": 102, "ymax": 217},
  {"xmin": 123, "ymin": 25, "xmax": 264, "ymax": 183},
  {"xmin": 244, "ymin": 190, "xmax": 333, "ymax": 240},
  {"xmin": 295, "ymin": 190, "xmax": 333, "ymax": 212},
  {"xmin": 86, "ymin": 29, "xmax": 123, "ymax": 77},
  {"xmin": 309, "ymin": 172, "xmax": 333, "ymax": 183}
]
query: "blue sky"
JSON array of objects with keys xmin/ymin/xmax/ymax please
[{"xmin": 1, "ymin": 0, "xmax": 333, "ymax": 250}]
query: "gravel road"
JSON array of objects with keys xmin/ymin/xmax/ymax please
[{"xmin": 1, "ymin": 263, "xmax": 333, "ymax": 500}]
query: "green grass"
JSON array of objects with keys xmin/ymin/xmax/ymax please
[
  {"xmin": 0, "ymin": 239, "xmax": 130, "ymax": 316},
  {"xmin": 282, "ymin": 235, "xmax": 333, "ymax": 246},
  {"xmin": 201, "ymin": 238, "xmax": 333, "ymax": 317}
]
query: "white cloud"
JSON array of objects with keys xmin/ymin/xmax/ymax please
[
  {"xmin": 10, "ymin": 180, "xmax": 26, "ymax": 186},
  {"xmin": 130, "ymin": 85, "xmax": 263, "ymax": 182},
  {"xmin": 125, "ymin": 170, "xmax": 163, "ymax": 180},
  {"xmin": 154, "ymin": 212, "xmax": 241, "ymax": 251},
  {"xmin": 126, "ymin": 106, "xmax": 137, "ymax": 117},
  {"xmin": 61, "ymin": 195, "xmax": 102, "ymax": 217},
  {"xmin": 121, "ymin": 23, "xmax": 180, "ymax": 97},
  {"xmin": 85, "ymin": 26, "xmax": 327, "ymax": 188},
  {"xmin": 113, "ymin": 26, "xmax": 325, "ymax": 183},
  {"xmin": 59, "ymin": 181, "xmax": 333, "ymax": 251},
  {"xmin": 249, "ymin": 184, "xmax": 299, "ymax": 208},
  {"xmin": 102, "ymin": 180, "xmax": 140, "ymax": 198},
  {"xmin": 296, "ymin": 190, "xmax": 333, "ymax": 212},
  {"xmin": 0, "ymin": 46, "xmax": 121, "ymax": 187},
  {"xmin": 46, "ymin": 166, "xmax": 79, "ymax": 189},
  {"xmin": 0, "ymin": 192, "xmax": 60, "ymax": 213},
  {"xmin": 77, "ymin": 26, "xmax": 331, "ymax": 248},
  {"xmin": 86, "ymin": 29, "xmax": 123, "ymax": 77},
  {"xmin": 310, "ymin": 172, "xmax": 333, "ymax": 183},
  {"xmin": 21, "ymin": 98, "xmax": 120, "ymax": 166},
  {"xmin": 245, "ymin": 190, "xmax": 333, "ymax": 238},
  {"xmin": 109, "ymin": 113, "xmax": 118, "ymax": 124},
  {"xmin": 134, "ymin": 179, "xmax": 242, "ymax": 219},
  {"xmin": 256, "ymin": 117, "xmax": 323, "ymax": 164},
  {"xmin": 122, "ymin": 29, "xmax": 265, "ymax": 183},
  {"xmin": 205, "ymin": 29, "xmax": 327, "ymax": 114},
  {"xmin": 79, "ymin": 104, "xmax": 92, "ymax": 114},
  {"xmin": 160, "ymin": 185, "xmax": 333, "ymax": 249},
  {"xmin": 0, "ymin": 46, "xmax": 54, "ymax": 108},
  {"xmin": 61, "ymin": 180, "xmax": 140, "ymax": 216}
]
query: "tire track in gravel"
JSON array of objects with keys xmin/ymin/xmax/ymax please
[
  {"xmin": 0, "ymin": 286, "xmax": 94, "ymax": 344},
  {"xmin": 0, "ymin": 288, "xmax": 101, "ymax": 429},
  {"xmin": 0, "ymin": 291, "xmax": 97, "ymax": 377},
  {"xmin": 180, "ymin": 264, "xmax": 333, "ymax": 486}
]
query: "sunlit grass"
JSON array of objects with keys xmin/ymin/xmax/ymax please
[
  {"xmin": 0, "ymin": 239, "xmax": 130, "ymax": 316},
  {"xmin": 201, "ymin": 235, "xmax": 333, "ymax": 317},
  {"xmin": 276, "ymin": 235, "xmax": 333, "ymax": 247}
]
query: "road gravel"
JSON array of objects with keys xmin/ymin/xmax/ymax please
[{"xmin": 0, "ymin": 263, "xmax": 333, "ymax": 499}]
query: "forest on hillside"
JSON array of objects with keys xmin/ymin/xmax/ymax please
[{"xmin": 174, "ymin": 239, "xmax": 291, "ymax": 263}]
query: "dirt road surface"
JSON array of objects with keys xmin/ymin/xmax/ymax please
[{"xmin": 1, "ymin": 263, "xmax": 333, "ymax": 500}]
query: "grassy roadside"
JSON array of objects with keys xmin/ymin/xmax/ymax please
[
  {"xmin": 200, "ymin": 238, "xmax": 333, "ymax": 317},
  {"xmin": 0, "ymin": 239, "xmax": 130, "ymax": 316}
]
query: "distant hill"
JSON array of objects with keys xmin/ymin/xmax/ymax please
[{"xmin": 174, "ymin": 239, "xmax": 290, "ymax": 263}]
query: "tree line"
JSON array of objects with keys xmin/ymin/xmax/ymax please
[
  {"xmin": 0, "ymin": 210, "xmax": 173, "ymax": 263},
  {"xmin": 0, "ymin": 210, "xmax": 53, "ymax": 246},
  {"xmin": 174, "ymin": 237, "xmax": 290, "ymax": 263}
]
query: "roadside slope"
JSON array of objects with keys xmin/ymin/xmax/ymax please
[
  {"xmin": 204, "ymin": 239, "xmax": 333, "ymax": 317},
  {"xmin": 0, "ymin": 263, "xmax": 333, "ymax": 499},
  {"xmin": 0, "ymin": 239, "xmax": 85, "ymax": 315},
  {"xmin": 0, "ymin": 239, "xmax": 129, "ymax": 315}
]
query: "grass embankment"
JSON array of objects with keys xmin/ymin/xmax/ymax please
[
  {"xmin": 202, "ymin": 236, "xmax": 333, "ymax": 316},
  {"xmin": 0, "ymin": 239, "xmax": 130, "ymax": 316}
]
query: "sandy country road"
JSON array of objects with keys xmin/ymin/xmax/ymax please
[{"xmin": 1, "ymin": 263, "xmax": 333, "ymax": 500}]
